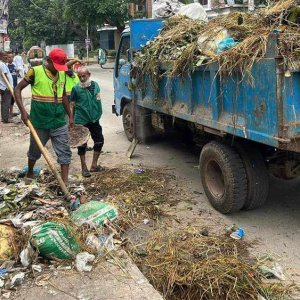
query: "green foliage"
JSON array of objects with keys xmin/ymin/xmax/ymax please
[
  {"xmin": 107, "ymin": 49, "xmax": 116, "ymax": 57},
  {"xmin": 8, "ymin": 0, "xmax": 130, "ymax": 50},
  {"xmin": 65, "ymin": 0, "xmax": 131, "ymax": 31},
  {"xmin": 9, "ymin": 0, "xmax": 85, "ymax": 49}
]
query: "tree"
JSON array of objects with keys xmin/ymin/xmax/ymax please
[
  {"xmin": 8, "ymin": 0, "xmax": 131, "ymax": 50},
  {"xmin": 65, "ymin": 0, "xmax": 131, "ymax": 32},
  {"xmin": 8, "ymin": 0, "xmax": 85, "ymax": 49}
]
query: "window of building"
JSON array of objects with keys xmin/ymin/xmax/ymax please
[{"xmin": 135, "ymin": 0, "xmax": 146, "ymax": 12}]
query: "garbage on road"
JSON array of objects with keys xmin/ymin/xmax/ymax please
[
  {"xmin": 19, "ymin": 166, "xmax": 43, "ymax": 178},
  {"xmin": 259, "ymin": 261, "xmax": 286, "ymax": 281},
  {"xmin": 30, "ymin": 222, "xmax": 80, "ymax": 260},
  {"xmin": 134, "ymin": 168, "xmax": 145, "ymax": 175},
  {"xmin": 230, "ymin": 227, "xmax": 245, "ymax": 240},
  {"xmin": 11, "ymin": 272, "xmax": 25, "ymax": 286},
  {"xmin": 0, "ymin": 225, "xmax": 17, "ymax": 260},
  {"xmin": 131, "ymin": 229, "xmax": 295, "ymax": 300},
  {"xmin": 71, "ymin": 201, "xmax": 118, "ymax": 227},
  {"xmin": 0, "ymin": 167, "xmax": 120, "ymax": 297},
  {"xmin": 20, "ymin": 243, "xmax": 35, "ymax": 267},
  {"xmin": 0, "ymin": 166, "xmax": 296, "ymax": 299},
  {"xmin": 75, "ymin": 252, "xmax": 95, "ymax": 272}
]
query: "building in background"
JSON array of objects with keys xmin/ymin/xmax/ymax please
[
  {"xmin": 104, "ymin": 0, "xmax": 258, "ymax": 52},
  {"xmin": 130, "ymin": 0, "xmax": 152, "ymax": 18},
  {"xmin": 97, "ymin": 25, "xmax": 121, "ymax": 51},
  {"xmin": 130, "ymin": 0, "xmax": 263, "ymax": 19}
]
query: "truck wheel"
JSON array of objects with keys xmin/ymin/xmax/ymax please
[
  {"xmin": 199, "ymin": 141, "xmax": 247, "ymax": 214},
  {"xmin": 235, "ymin": 144, "xmax": 269, "ymax": 210},
  {"xmin": 122, "ymin": 103, "xmax": 154, "ymax": 142},
  {"xmin": 122, "ymin": 103, "xmax": 134, "ymax": 142}
]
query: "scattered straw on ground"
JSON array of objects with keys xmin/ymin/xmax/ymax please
[
  {"xmin": 1, "ymin": 166, "xmax": 299, "ymax": 299},
  {"xmin": 130, "ymin": 229, "xmax": 297, "ymax": 300},
  {"xmin": 84, "ymin": 168, "xmax": 178, "ymax": 229}
]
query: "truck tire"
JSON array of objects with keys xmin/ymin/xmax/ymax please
[
  {"xmin": 122, "ymin": 103, "xmax": 153, "ymax": 142},
  {"xmin": 199, "ymin": 141, "xmax": 247, "ymax": 214},
  {"xmin": 235, "ymin": 143, "xmax": 269, "ymax": 210},
  {"xmin": 122, "ymin": 103, "xmax": 134, "ymax": 142}
]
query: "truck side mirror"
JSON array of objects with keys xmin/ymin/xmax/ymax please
[{"xmin": 98, "ymin": 48, "xmax": 107, "ymax": 65}]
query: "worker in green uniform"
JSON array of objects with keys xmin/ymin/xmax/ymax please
[
  {"xmin": 70, "ymin": 67, "xmax": 104, "ymax": 177},
  {"xmin": 15, "ymin": 48, "xmax": 73, "ymax": 184}
]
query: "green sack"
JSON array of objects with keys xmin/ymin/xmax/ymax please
[
  {"xmin": 31, "ymin": 222, "xmax": 80, "ymax": 260},
  {"xmin": 71, "ymin": 201, "xmax": 118, "ymax": 227}
]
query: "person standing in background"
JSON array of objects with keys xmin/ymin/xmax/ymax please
[
  {"xmin": 7, "ymin": 52, "xmax": 19, "ymax": 117},
  {"xmin": 0, "ymin": 52, "xmax": 13, "ymax": 123},
  {"xmin": 14, "ymin": 51, "xmax": 25, "ymax": 78},
  {"xmin": 21, "ymin": 51, "xmax": 28, "ymax": 74}
]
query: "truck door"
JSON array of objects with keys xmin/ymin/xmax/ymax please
[{"xmin": 114, "ymin": 34, "xmax": 131, "ymax": 115}]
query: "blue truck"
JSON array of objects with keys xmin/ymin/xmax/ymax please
[{"xmin": 108, "ymin": 19, "xmax": 300, "ymax": 214}]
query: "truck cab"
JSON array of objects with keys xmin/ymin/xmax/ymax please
[{"xmin": 113, "ymin": 28, "xmax": 131, "ymax": 116}]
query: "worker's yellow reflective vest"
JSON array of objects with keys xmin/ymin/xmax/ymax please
[
  {"xmin": 65, "ymin": 73, "xmax": 80, "ymax": 97},
  {"xmin": 30, "ymin": 65, "xmax": 67, "ymax": 129},
  {"xmin": 31, "ymin": 65, "xmax": 66, "ymax": 103}
]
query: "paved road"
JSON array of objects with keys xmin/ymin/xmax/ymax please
[
  {"xmin": 1, "ymin": 64, "xmax": 299, "ymax": 282},
  {"xmin": 91, "ymin": 64, "xmax": 300, "ymax": 281}
]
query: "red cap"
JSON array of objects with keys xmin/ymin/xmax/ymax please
[{"xmin": 48, "ymin": 48, "xmax": 68, "ymax": 71}]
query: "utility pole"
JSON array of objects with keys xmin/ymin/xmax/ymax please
[{"xmin": 86, "ymin": 23, "xmax": 89, "ymax": 65}]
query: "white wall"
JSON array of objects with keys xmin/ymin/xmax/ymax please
[{"xmin": 46, "ymin": 44, "xmax": 75, "ymax": 58}]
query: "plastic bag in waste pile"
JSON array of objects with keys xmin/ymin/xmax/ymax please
[
  {"xmin": 0, "ymin": 225, "xmax": 16, "ymax": 260},
  {"xmin": 177, "ymin": 3, "xmax": 208, "ymax": 21},
  {"xmin": 197, "ymin": 27, "xmax": 230, "ymax": 55},
  {"xmin": 217, "ymin": 37, "xmax": 239, "ymax": 53},
  {"xmin": 71, "ymin": 201, "xmax": 118, "ymax": 227},
  {"xmin": 18, "ymin": 166, "xmax": 42, "ymax": 178},
  {"xmin": 30, "ymin": 222, "xmax": 80, "ymax": 260},
  {"xmin": 75, "ymin": 252, "xmax": 95, "ymax": 272},
  {"xmin": 153, "ymin": 0, "xmax": 183, "ymax": 18}
]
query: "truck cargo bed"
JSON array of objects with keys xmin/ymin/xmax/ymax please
[{"xmin": 131, "ymin": 19, "xmax": 300, "ymax": 152}]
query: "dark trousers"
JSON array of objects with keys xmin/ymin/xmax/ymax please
[
  {"xmin": 1, "ymin": 89, "xmax": 12, "ymax": 122},
  {"xmin": 77, "ymin": 121, "xmax": 104, "ymax": 156}
]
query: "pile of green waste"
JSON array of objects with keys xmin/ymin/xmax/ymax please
[{"xmin": 134, "ymin": 0, "xmax": 300, "ymax": 90}]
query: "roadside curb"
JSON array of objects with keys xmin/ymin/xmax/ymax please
[{"xmin": 13, "ymin": 249, "xmax": 164, "ymax": 300}]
